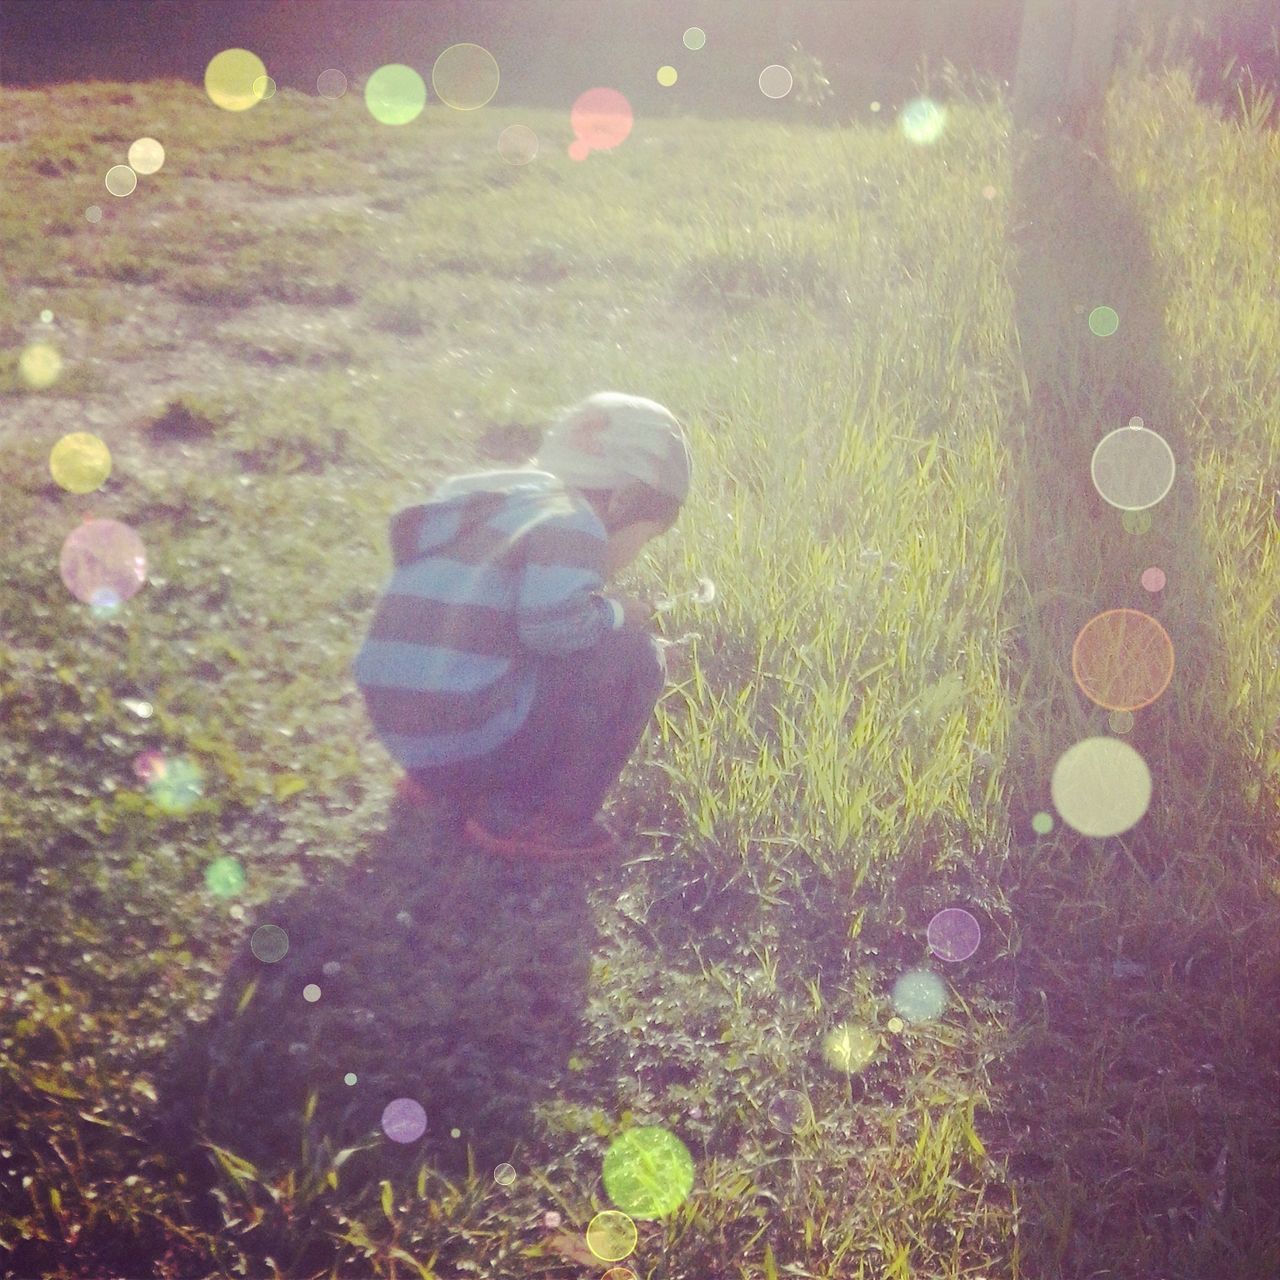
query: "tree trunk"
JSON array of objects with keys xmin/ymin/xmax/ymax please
[{"xmin": 1013, "ymin": 0, "xmax": 1126, "ymax": 144}]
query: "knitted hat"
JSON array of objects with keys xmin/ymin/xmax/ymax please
[{"xmin": 534, "ymin": 392, "xmax": 692, "ymax": 505}]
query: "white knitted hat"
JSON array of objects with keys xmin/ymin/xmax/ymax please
[{"xmin": 534, "ymin": 392, "xmax": 692, "ymax": 504}]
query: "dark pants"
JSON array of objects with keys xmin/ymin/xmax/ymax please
[{"xmin": 407, "ymin": 623, "xmax": 666, "ymax": 826}]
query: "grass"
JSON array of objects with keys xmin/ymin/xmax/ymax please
[{"xmin": 1, "ymin": 37, "xmax": 1278, "ymax": 1280}]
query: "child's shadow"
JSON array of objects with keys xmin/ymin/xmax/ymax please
[{"xmin": 147, "ymin": 801, "xmax": 602, "ymax": 1219}]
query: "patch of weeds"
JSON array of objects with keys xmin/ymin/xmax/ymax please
[
  {"xmin": 110, "ymin": 335, "xmax": 181, "ymax": 362},
  {"xmin": 258, "ymin": 269, "xmax": 358, "ymax": 309},
  {"xmin": 677, "ymin": 243, "xmax": 847, "ymax": 308},
  {"xmin": 474, "ymin": 420, "xmax": 541, "ymax": 463},
  {"xmin": 223, "ymin": 333, "xmax": 357, "ymax": 369},
  {"xmin": 226, "ymin": 372, "xmax": 368, "ymax": 475},
  {"xmin": 2, "ymin": 146, "xmax": 93, "ymax": 280},
  {"xmin": 145, "ymin": 395, "xmax": 234, "ymax": 444},
  {"xmin": 406, "ymin": 237, "xmax": 575, "ymax": 290},
  {"xmin": 517, "ymin": 239, "xmax": 575, "ymax": 284},
  {"xmin": 484, "ymin": 163, "xmax": 519, "ymax": 190},
  {"xmin": 79, "ymin": 239, "xmax": 167, "ymax": 286},
  {"xmin": 233, "ymin": 427, "xmax": 355, "ymax": 477},
  {"xmin": 377, "ymin": 161, "xmax": 428, "ymax": 184},
  {"xmin": 40, "ymin": 214, "xmax": 81, "ymax": 238},
  {"xmin": 0, "ymin": 291, "xmax": 21, "ymax": 345},
  {"xmin": 155, "ymin": 1130, "xmax": 498, "ymax": 1280},
  {"xmin": 47, "ymin": 287, "xmax": 131, "ymax": 333},
  {"xmin": 0, "ymin": 435, "xmax": 55, "ymax": 501},
  {"xmin": 30, "ymin": 154, "xmax": 79, "ymax": 179},
  {"xmin": 363, "ymin": 283, "xmax": 431, "ymax": 337},
  {"xmin": 167, "ymin": 270, "xmax": 259, "ymax": 308},
  {"xmin": 290, "ymin": 211, "xmax": 377, "ymax": 248},
  {"xmin": 428, "ymin": 249, "xmax": 489, "ymax": 276},
  {"xmin": 228, "ymin": 234, "xmax": 361, "ymax": 308}
]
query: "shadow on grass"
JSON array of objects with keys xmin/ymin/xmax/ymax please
[
  {"xmin": 992, "ymin": 116, "xmax": 1280, "ymax": 1277},
  {"xmin": 145, "ymin": 801, "xmax": 603, "ymax": 1253}
]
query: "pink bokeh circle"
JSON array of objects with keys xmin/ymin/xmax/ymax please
[
  {"xmin": 60, "ymin": 517, "xmax": 147, "ymax": 605},
  {"xmin": 570, "ymin": 87, "xmax": 633, "ymax": 151}
]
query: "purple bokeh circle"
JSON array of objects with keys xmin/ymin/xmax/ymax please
[
  {"xmin": 926, "ymin": 907, "xmax": 981, "ymax": 962},
  {"xmin": 381, "ymin": 1097, "xmax": 427, "ymax": 1143}
]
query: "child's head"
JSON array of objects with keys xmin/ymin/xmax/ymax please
[
  {"xmin": 535, "ymin": 392, "xmax": 692, "ymax": 578},
  {"xmin": 580, "ymin": 482, "xmax": 681, "ymax": 576}
]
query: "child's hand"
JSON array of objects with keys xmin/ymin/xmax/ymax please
[{"xmin": 616, "ymin": 595, "xmax": 653, "ymax": 629}]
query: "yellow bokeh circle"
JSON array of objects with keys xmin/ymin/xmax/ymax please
[
  {"xmin": 105, "ymin": 165, "xmax": 137, "ymax": 196},
  {"xmin": 1050, "ymin": 736, "xmax": 1153, "ymax": 838},
  {"xmin": 19, "ymin": 343, "xmax": 63, "ymax": 389},
  {"xmin": 128, "ymin": 137, "xmax": 165, "ymax": 174},
  {"xmin": 822, "ymin": 1021, "xmax": 877, "ymax": 1073},
  {"xmin": 205, "ymin": 48, "xmax": 268, "ymax": 111},
  {"xmin": 50, "ymin": 433, "xmax": 112, "ymax": 493},
  {"xmin": 585, "ymin": 1210, "xmax": 637, "ymax": 1262}
]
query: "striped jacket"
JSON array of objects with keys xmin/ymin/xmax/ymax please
[{"xmin": 352, "ymin": 468, "xmax": 626, "ymax": 770}]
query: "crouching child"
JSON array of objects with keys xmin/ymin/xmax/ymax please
[{"xmin": 352, "ymin": 391, "xmax": 693, "ymax": 861}]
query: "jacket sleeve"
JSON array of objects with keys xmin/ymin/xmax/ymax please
[{"xmin": 515, "ymin": 511, "xmax": 625, "ymax": 655}]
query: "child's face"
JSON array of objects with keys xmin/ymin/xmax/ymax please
[{"xmin": 603, "ymin": 520, "xmax": 666, "ymax": 579}]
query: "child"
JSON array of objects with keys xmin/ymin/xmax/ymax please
[{"xmin": 352, "ymin": 391, "xmax": 692, "ymax": 861}]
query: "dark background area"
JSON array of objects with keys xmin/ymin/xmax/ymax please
[{"xmin": 2, "ymin": 0, "xmax": 1277, "ymax": 124}]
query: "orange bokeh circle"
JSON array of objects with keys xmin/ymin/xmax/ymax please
[{"xmin": 1071, "ymin": 607, "xmax": 1175, "ymax": 712}]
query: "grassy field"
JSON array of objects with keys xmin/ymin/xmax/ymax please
[{"xmin": 1, "ymin": 43, "xmax": 1277, "ymax": 1280}]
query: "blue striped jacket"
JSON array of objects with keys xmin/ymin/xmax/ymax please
[{"xmin": 352, "ymin": 469, "xmax": 625, "ymax": 769}]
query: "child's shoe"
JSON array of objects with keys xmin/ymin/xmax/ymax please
[
  {"xmin": 470, "ymin": 791, "xmax": 540, "ymax": 838},
  {"xmin": 392, "ymin": 774, "xmax": 466, "ymax": 837},
  {"xmin": 394, "ymin": 775, "xmax": 432, "ymax": 808},
  {"xmin": 464, "ymin": 808, "xmax": 619, "ymax": 861}
]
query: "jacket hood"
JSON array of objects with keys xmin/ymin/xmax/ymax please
[
  {"xmin": 388, "ymin": 468, "xmax": 599, "ymax": 568},
  {"xmin": 432, "ymin": 467, "xmax": 559, "ymax": 500}
]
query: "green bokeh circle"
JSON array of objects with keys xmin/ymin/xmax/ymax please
[
  {"xmin": 365, "ymin": 64, "xmax": 427, "ymax": 125},
  {"xmin": 602, "ymin": 1126, "xmax": 694, "ymax": 1219}
]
